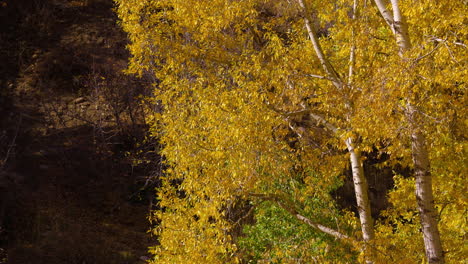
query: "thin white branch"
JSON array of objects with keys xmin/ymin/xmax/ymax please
[
  {"xmin": 427, "ymin": 36, "xmax": 466, "ymax": 54},
  {"xmin": 304, "ymin": 74, "xmax": 330, "ymax": 80},
  {"xmin": 296, "ymin": 0, "xmax": 343, "ymax": 89},
  {"xmin": 412, "ymin": 43, "xmax": 441, "ymax": 66},
  {"xmin": 308, "ymin": 112, "xmax": 339, "ymax": 134},
  {"xmin": 348, "ymin": 0, "xmax": 358, "ymax": 85},
  {"xmin": 249, "ymin": 193, "xmax": 354, "ymax": 243},
  {"xmin": 443, "ymin": 42, "xmax": 459, "ymax": 63},
  {"xmin": 454, "ymin": 42, "xmax": 467, "ymax": 48}
]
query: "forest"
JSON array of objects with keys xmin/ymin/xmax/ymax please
[{"xmin": 1, "ymin": 0, "xmax": 467, "ymax": 263}]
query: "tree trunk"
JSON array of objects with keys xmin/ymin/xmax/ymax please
[
  {"xmin": 296, "ymin": 0, "xmax": 375, "ymax": 260},
  {"xmin": 296, "ymin": 0, "xmax": 375, "ymax": 261},
  {"xmin": 307, "ymin": 114, "xmax": 375, "ymax": 263},
  {"xmin": 407, "ymin": 107, "xmax": 445, "ymax": 264},
  {"xmin": 346, "ymin": 138, "xmax": 375, "ymax": 264},
  {"xmin": 373, "ymin": 0, "xmax": 445, "ymax": 262}
]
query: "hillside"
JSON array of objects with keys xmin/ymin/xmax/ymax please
[{"xmin": 0, "ymin": 0, "xmax": 157, "ymax": 263}]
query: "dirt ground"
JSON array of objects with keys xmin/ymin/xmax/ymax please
[{"xmin": 0, "ymin": 0, "xmax": 158, "ymax": 263}]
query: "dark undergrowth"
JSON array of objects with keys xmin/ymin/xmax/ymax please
[{"xmin": 0, "ymin": 0, "xmax": 159, "ymax": 263}]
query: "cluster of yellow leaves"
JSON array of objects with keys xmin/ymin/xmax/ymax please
[{"xmin": 116, "ymin": 0, "xmax": 467, "ymax": 263}]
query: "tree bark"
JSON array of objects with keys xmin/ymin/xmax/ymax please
[
  {"xmin": 309, "ymin": 112, "xmax": 376, "ymax": 246},
  {"xmin": 307, "ymin": 112, "xmax": 375, "ymax": 263},
  {"xmin": 407, "ymin": 106, "xmax": 445, "ymax": 264},
  {"xmin": 296, "ymin": 1, "xmax": 375, "ymax": 261},
  {"xmin": 389, "ymin": 0, "xmax": 411, "ymax": 54},
  {"xmin": 346, "ymin": 138, "xmax": 375, "ymax": 264},
  {"xmin": 373, "ymin": 0, "xmax": 445, "ymax": 262}
]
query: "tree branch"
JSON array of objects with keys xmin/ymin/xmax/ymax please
[
  {"xmin": 390, "ymin": 0, "xmax": 412, "ymax": 54},
  {"xmin": 308, "ymin": 112, "xmax": 339, "ymax": 134},
  {"xmin": 412, "ymin": 43, "xmax": 441, "ymax": 66},
  {"xmin": 264, "ymin": 100, "xmax": 340, "ymax": 135},
  {"xmin": 304, "ymin": 74, "xmax": 331, "ymax": 80},
  {"xmin": 373, "ymin": 0, "xmax": 395, "ymax": 34},
  {"xmin": 348, "ymin": 0, "xmax": 358, "ymax": 85},
  {"xmin": 249, "ymin": 193, "xmax": 354, "ymax": 243},
  {"xmin": 1, "ymin": 115, "xmax": 21, "ymax": 170},
  {"xmin": 296, "ymin": 0, "xmax": 343, "ymax": 89}
]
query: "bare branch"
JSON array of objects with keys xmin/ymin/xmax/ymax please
[
  {"xmin": 348, "ymin": 0, "xmax": 358, "ymax": 85},
  {"xmin": 443, "ymin": 42, "xmax": 459, "ymax": 63},
  {"xmin": 233, "ymin": 203, "xmax": 256, "ymax": 228},
  {"xmin": 308, "ymin": 112, "xmax": 339, "ymax": 134},
  {"xmin": 265, "ymin": 99, "xmax": 340, "ymax": 135},
  {"xmin": 1, "ymin": 116, "xmax": 22, "ymax": 170},
  {"xmin": 249, "ymin": 193, "xmax": 355, "ymax": 243},
  {"xmin": 304, "ymin": 74, "xmax": 330, "ymax": 80},
  {"xmin": 412, "ymin": 43, "xmax": 441, "ymax": 66},
  {"xmin": 295, "ymin": 0, "xmax": 343, "ymax": 89},
  {"xmin": 454, "ymin": 42, "xmax": 467, "ymax": 48}
]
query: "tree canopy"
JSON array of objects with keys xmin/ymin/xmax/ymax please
[{"xmin": 115, "ymin": 0, "xmax": 467, "ymax": 263}]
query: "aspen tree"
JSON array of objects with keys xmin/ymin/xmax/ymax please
[
  {"xmin": 115, "ymin": 0, "xmax": 467, "ymax": 262},
  {"xmin": 370, "ymin": 1, "xmax": 466, "ymax": 263}
]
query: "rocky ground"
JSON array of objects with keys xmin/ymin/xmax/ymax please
[{"xmin": 0, "ymin": 0, "xmax": 158, "ymax": 263}]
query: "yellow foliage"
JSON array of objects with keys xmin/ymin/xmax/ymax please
[{"xmin": 115, "ymin": 0, "xmax": 467, "ymax": 262}]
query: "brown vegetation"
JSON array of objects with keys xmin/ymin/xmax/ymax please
[{"xmin": 0, "ymin": 0, "xmax": 158, "ymax": 263}]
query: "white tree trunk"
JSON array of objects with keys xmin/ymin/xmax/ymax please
[
  {"xmin": 373, "ymin": 0, "xmax": 445, "ymax": 262},
  {"xmin": 346, "ymin": 138, "xmax": 375, "ymax": 264},
  {"xmin": 296, "ymin": 0, "xmax": 375, "ymax": 261},
  {"xmin": 407, "ymin": 107, "xmax": 445, "ymax": 264},
  {"xmin": 307, "ymin": 113, "xmax": 375, "ymax": 263}
]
